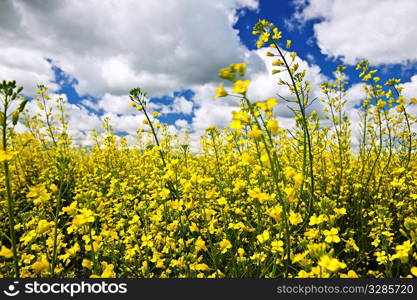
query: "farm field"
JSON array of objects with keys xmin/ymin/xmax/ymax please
[{"xmin": 1, "ymin": 19, "xmax": 417, "ymax": 279}]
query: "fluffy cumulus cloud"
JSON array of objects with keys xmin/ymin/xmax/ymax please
[
  {"xmin": 0, "ymin": 0, "xmax": 258, "ymax": 97},
  {"xmin": 247, "ymin": 48, "xmax": 327, "ymax": 116},
  {"xmin": 402, "ymin": 75, "xmax": 417, "ymax": 100},
  {"xmin": 0, "ymin": 47, "xmax": 58, "ymax": 95},
  {"xmin": 293, "ymin": 0, "xmax": 417, "ymax": 65},
  {"xmin": 0, "ymin": 0, "xmax": 261, "ymax": 146},
  {"xmin": 289, "ymin": 0, "xmax": 417, "ymax": 148}
]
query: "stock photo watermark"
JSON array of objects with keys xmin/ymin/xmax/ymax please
[{"xmin": 2, "ymin": 281, "xmax": 127, "ymax": 297}]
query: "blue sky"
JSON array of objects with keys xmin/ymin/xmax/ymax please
[
  {"xmin": 235, "ymin": 0, "xmax": 417, "ymax": 83},
  {"xmin": 1, "ymin": 0, "xmax": 416, "ymax": 147}
]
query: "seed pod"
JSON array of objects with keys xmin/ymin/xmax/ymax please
[{"xmin": 18, "ymin": 98, "xmax": 28, "ymax": 112}]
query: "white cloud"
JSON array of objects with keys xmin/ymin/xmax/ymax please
[
  {"xmin": 0, "ymin": 0, "xmax": 258, "ymax": 97},
  {"xmin": 0, "ymin": 0, "xmax": 264, "ymax": 146},
  {"xmin": 0, "ymin": 47, "xmax": 58, "ymax": 95},
  {"xmin": 247, "ymin": 48, "xmax": 327, "ymax": 118},
  {"xmin": 175, "ymin": 119, "xmax": 190, "ymax": 129},
  {"xmin": 344, "ymin": 83, "xmax": 367, "ymax": 110},
  {"xmin": 95, "ymin": 93, "xmax": 136, "ymax": 115},
  {"xmin": 159, "ymin": 96, "xmax": 194, "ymax": 115},
  {"xmin": 171, "ymin": 97, "xmax": 194, "ymax": 115},
  {"xmin": 294, "ymin": 0, "xmax": 417, "ymax": 65},
  {"xmin": 102, "ymin": 112, "xmax": 145, "ymax": 135},
  {"xmin": 402, "ymin": 75, "xmax": 417, "ymax": 99}
]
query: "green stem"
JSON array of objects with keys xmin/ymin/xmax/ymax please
[{"xmin": 2, "ymin": 98, "xmax": 20, "ymax": 277}]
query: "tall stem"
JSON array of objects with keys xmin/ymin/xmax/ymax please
[{"xmin": 2, "ymin": 98, "xmax": 20, "ymax": 277}]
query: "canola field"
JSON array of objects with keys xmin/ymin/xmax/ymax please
[{"xmin": 1, "ymin": 20, "xmax": 417, "ymax": 278}]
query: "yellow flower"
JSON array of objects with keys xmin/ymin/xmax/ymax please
[
  {"xmin": 266, "ymin": 119, "xmax": 279, "ymax": 136},
  {"xmin": 233, "ymin": 63, "xmax": 247, "ymax": 76},
  {"xmin": 100, "ymin": 262, "xmax": 116, "ymax": 278},
  {"xmin": 20, "ymin": 230, "xmax": 37, "ymax": 246},
  {"xmin": 72, "ymin": 208, "xmax": 95, "ymax": 227},
  {"xmin": 333, "ymin": 207, "xmax": 347, "ymax": 216},
  {"xmin": 256, "ymin": 101, "xmax": 267, "ymax": 111},
  {"xmin": 304, "ymin": 228, "xmax": 319, "ymax": 240},
  {"xmin": 27, "ymin": 184, "xmax": 51, "ymax": 205},
  {"xmin": 268, "ymin": 205, "xmax": 282, "ymax": 222},
  {"xmin": 0, "ymin": 150, "xmax": 15, "ymax": 162},
  {"xmin": 195, "ymin": 238, "xmax": 208, "ymax": 252},
  {"xmin": 260, "ymin": 153, "xmax": 270, "ymax": 168},
  {"xmin": 296, "ymin": 270, "xmax": 312, "ymax": 278},
  {"xmin": 50, "ymin": 184, "xmax": 58, "ymax": 193},
  {"xmin": 271, "ymin": 240, "xmax": 284, "ymax": 253},
  {"xmin": 217, "ymin": 197, "xmax": 227, "ymax": 205},
  {"xmin": 218, "ymin": 68, "xmax": 233, "ymax": 80},
  {"xmin": 31, "ymin": 258, "xmax": 50, "ymax": 274},
  {"xmin": 232, "ymin": 80, "xmax": 250, "ymax": 94},
  {"xmin": 284, "ymin": 186, "xmax": 296, "ymax": 202},
  {"xmin": 390, "ymin": 240, "xmax": 414, "ymax": 263},
  {"xmin": 286, "ymin": 39, "xmax": 291, "ymax": 49},
  {"xmin": 272, "ymin": 59, "xmax": 284, "ymax": 67},
  {"xmin": 318, "ymin": 255, "xmax": 346, "ymax": 272},
  {"xmin": 82, "ymin": 259, "xmax": 93, "ymax": 270},
  {"xmin": 36, "ymin": 220, "xmax": 55, "ymax": 234},
  {"xmin": 411, "ymin": 267, "xmax": 417, "ymax": 277},
  {"xmin": 265, "ymin": 97, "xmax": 277, "ymax": 110},
  {"xmin": 59, "ymin": 243, "xmax": 81, "ymax": 264},
  {"xmin": 293, "ymin": 173, "xmax": 303, "ymax": 188},
  {"xmin": 250, "ymin": 252, "xmax": 267, "ymax": 262},
  {"xmin": 309, "ymin": 214, "xmax": 325, "ymax": 226},
  {"xmin": 256, "ymin": 230, "xmax": 270, "ymax": 244},
  {"xmin": 230, "ymin": 119, "xmax": 242, "ymax": 129},
  {"xmin": 345, "ymin": 238, "xmax": 359, "ymax": 252},
  {"xmin": 363, "ymin": 73, "xmax": 372, "ymax": 81},
  {"xmin": 219, "ymin": 239, "xmax": 232, "ymax": 254},
  {"xmin": 272, "ymin": 28, "xmax": 281, "ymax": 39},
  {"xmin": 214, "ymin": 83, "xmax": 228, "ymax": 99},
  {"xmin": 323, "ymin": 228, "xmax": 341, "ymax": 243},
  {"xmin": 307, "ymin": 243, "xmax": 327, "ymax": 258},
  {"xmin": 237, "ymin": 248, "xmax": 245, "ymax": 257},
  {"xmin": 377, "ymin": 99, "xmax": 386, "ymax": 109},
  {"xmin": 0, "ymin": 246, "xmax": 13, "ymax": 258},
  {"xmin": 192, "ymin": 263, "xmax": 211, "ymax": 272},
  {"xmin": 284, "ymin": 166, "xmax": 297, "ymax": 179},
  {"xmin": 247, "ymin": 127, "xmax": 262, "ymax": 139},
  {"xmin": 257, "ymin": 32, "xmax": 270, "ymax": 48},
  {"xmin": 62, "ymin": 201, "xmax": 77, "ymax": 216},
  {"xmin": 288, "ymin": 211, "xmax": 302, "ymax": 226},
  {"xmin": 340, "ymin": 270, "xmax": 359, "ymax": 278},
  {"xmin": 375, "ymin": 251, "xmax": 388, "ymax": 265}
]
